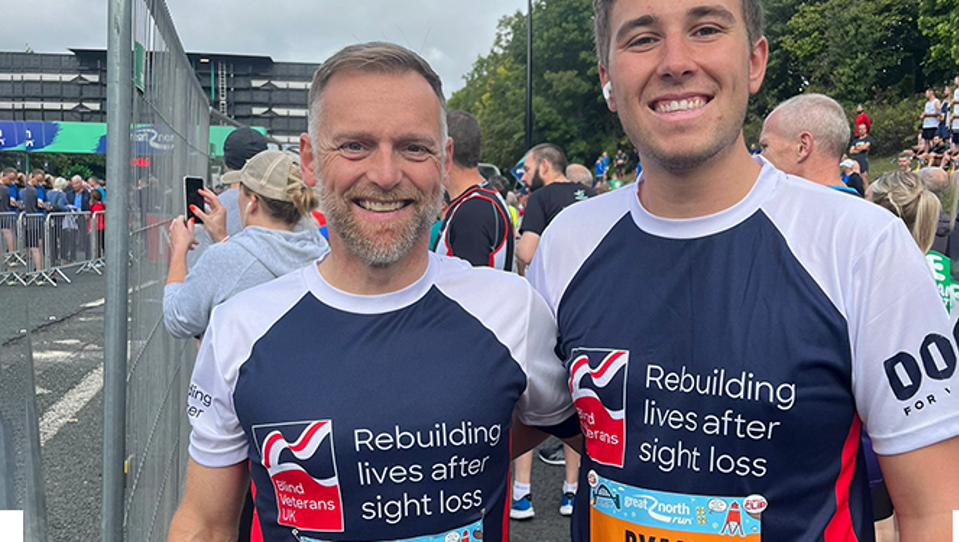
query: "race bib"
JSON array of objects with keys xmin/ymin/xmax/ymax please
[
  {"xmin": 295, "ymin": 518, "xmax": 484, "ymax": 542},
  {"xmin": 588, "ymin": 471, "xmax": 765, "ymax": 541}
]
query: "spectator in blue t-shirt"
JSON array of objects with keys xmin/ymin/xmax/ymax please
[
  {"xmin": 0, "ymin": 167, "xmax": 16, "ymax": 254},
  {"xmin": 594, "ymin": 151, "xmax": 608, "ymax": 185},
  {"xmin": 89, "ymin": 176, "xmax": 106, "ymax": 201},
  {"xmin": 29, "ymin": 170, "xmax": 46, "ymax": 208}
]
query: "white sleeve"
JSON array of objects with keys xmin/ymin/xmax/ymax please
[
  {"xmin": 851, "ymin": 221, "xmax": 959, "ymax": 455},
  {"xmin": 187, "ymin": 319, "xmax": 249, "ymax": 466},
  {"xmin": 514, "ymin": 284, "xmax": 576, "ymax": 427},
  {"xmin": 526, "ymin": 243, "xmax": 553, "ymax": 314}
]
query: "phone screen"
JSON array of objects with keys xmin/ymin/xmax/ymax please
[{"xmin": 184, "ymin": 176, "xmax": 205, "ymax": 224}]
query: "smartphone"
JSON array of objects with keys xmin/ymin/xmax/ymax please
[{"xmin": 184, "ymin": 176, "xmax": 205, "ymax": 224}]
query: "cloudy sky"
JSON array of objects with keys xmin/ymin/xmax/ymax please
[{"xmin": 0, "ymin": 0, "xmax": 529, "ymax": 95}]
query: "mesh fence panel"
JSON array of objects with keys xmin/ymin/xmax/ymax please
[
  {"xmin": 122, "ymin": 1, "xmax": 208, "ymax": 539},
  {"xmin": 0, "ymin": 222, "xmax": 47, "ymax": 540}
]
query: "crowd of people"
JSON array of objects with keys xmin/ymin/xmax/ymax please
[
  {"xmin": 884, "ymin": 79, "xmax": 959, "ymax": 173},
  {"xmin": 158, "ymin": 1, "xmax": 959, "ymax": 541},
  {"xmin": 1, "ymin": 167, "xmax": 105, "ymax": 278}
]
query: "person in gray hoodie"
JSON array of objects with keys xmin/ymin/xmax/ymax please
[{"xmin": 163, "ymin": 150, "xmax": 328, "ymax": 339}]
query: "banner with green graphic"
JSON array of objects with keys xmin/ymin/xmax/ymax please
[
  {"xmin": 0, "ymin": 121, "xmax": 265, "ymax": 157},
  {"xmin": 926, "ymin": 251, "xmax": 958, "ymax": 313}
]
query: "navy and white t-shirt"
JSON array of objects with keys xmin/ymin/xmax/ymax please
[
  {"xmin": 528, "ymin": 158, "xmax": 959, "ymax": 541},
  {"xmin": 188, "ymin": 253, "xmax": 574, "ymax": 542}
]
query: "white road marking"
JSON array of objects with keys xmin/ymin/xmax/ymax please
[
  {"xmin": 81, "ymin": 298, "xmax": 105, "ymax": 309},
  {"xmin": 32, "ymin": 350, "xmax": 73, "ymax": 362},
  {"xmin": 78, "ymin": 280, "xmax": 156, "ymax": 310},
  {"xmin": 54, "ymin": 339, "xmax": 82, "ymax": 345},
  {"xmin": 36, "ymin": 386, "xmax": 50, "ymax": 395},
  {"xmin": 39, "ymin": 364, "xmax": 103, "ymax": 447}
]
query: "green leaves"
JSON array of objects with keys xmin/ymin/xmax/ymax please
[
  {"xmin": 453, "ymin": 0, "xmax": 959, "ymax": 168},
  {"xmin": 448, "ymin": 0, "xmax": 624, "ymax": 172}
]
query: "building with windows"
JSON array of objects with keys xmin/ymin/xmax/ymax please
[{"xmin": 0, "ymin": 49, "xmax": 319, "ymax": 145}]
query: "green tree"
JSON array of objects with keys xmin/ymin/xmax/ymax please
[
  {"xmin": 0, "ymin": 152, "xmax": 106, "ymax": 179},
  {"xmin": 455, "ymin": 0, "xmax": 959, "ymax": 166},
  {"xmin": 449, "ymin": 0, "xmax": 625, "ymax": 173},
  {"xmin": 781, "ymin": 0, "xmax": 927, "ymax": 104},
  {"xmin": 918, "ymin": 0, "xmax": 959, "ymax": 82}
]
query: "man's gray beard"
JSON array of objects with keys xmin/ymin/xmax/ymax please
[{"xmin": 318, "ymin": 178, "xmax": 443, "ymax": 268}]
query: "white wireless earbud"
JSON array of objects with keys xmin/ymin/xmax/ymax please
[
  {"xmin": 602, "ymin": 81, "xmax": 613, "ymax": 101},
  {"xmin": 245, "ymin": 202, "xmax": 253, "ymax": 213}
]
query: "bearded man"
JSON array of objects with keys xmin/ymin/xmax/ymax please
[{"xmin": 168, "ymin": 42, "xmax": 580, "ymax": 542}]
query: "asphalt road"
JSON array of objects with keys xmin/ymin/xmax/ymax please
[
  {"xmin": 2, "ymin": 271, "xmax": 106, "ymax": 542},
  {"xmin": 509, "ymin": 441, "xmax": 577, "ymax": 541},
  {"xmin": 1, "ymin": 269, "xmax": 107, "ymax": 345}
]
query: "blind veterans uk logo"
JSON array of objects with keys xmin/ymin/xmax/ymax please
[
  {"xmin": 569, "ymin": 348, "xmax": 629, "ymax": 468},
  {"xmin": 253, "ymin": 420, "xmax": 345, "ymax": 533}
]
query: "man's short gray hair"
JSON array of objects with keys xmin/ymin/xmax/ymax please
[
  {"xmin": 566, "ymin": 164, "xmax": 594, "ymax": 186},
  {"xmin": 918, "ymin": 167, "xmax": 949, "ymax": 199},
  {"xmin": 307, "ymin": 42, "xmax": 447, "ymax": 146},
  {"xmin": 769, "ymin": 94, "xmax": 850, "ymax": 160}
]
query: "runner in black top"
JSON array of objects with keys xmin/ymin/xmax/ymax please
[
  {"xmin": 435, "ymin": 110, "xmax": 514, "ymax": 270},
  {"xmin": 436, "ymin": 181, "xmax": 514, "ymax": 269},
  {"xmin": 521, "ymin": 180, "xmax": 595, "ymax": 237},
  {"xmin": 516, "ymin": 144, "xmax": 596, "ymax": 271}
]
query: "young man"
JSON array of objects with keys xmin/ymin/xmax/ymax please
[
  {"xmin": 0, "ymin": 167, "xmax": 16, "ymax": 255},
  {"xmin": 952, "ymin": 76, "xmax": 959, "ymax": 155},
  {"xmin": 168, "ymin": 42, "xmax": 579, "ymax": 542},
  {"xmin": 614, "ymin": 148, "xmax": 627, "ymax": 178},
  {"xmin": 848, "ymin": 121, "xmax": 873, "ymax": 185},
  {"xmin": 921, "ymin": 88, "xmax": 941, "ymax": 153},
  {"xmin": 21, "ymin": 170, "xmax": 45, "ymax": 271},
  {"xmin": 528, "ymin": 0, "xmax": 959, "ymax": 540},
  {"xmin": 594, "ymin": 152, "xmax": 608, "ymax": 185},
  {"xmin": 923, "ymin": 134, "xmax": 952, "ymax": 169},
  {"xmin": 898, "ymin": 150, "xmax": 915, "ymax": 171}
]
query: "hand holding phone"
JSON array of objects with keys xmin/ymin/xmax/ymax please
[
  {"xmin": 184, "ymin": 176, "xmax": 205, "ymax": 225},
  {"xmin": 190, "ymin": 187, "xmax": 228, "ymax": 242}
]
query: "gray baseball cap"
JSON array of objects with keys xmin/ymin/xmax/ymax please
[{"xmin": 221, "ymin": 150, "xmax": 302, "ymax": 202}]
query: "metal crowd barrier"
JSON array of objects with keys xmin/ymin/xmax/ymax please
[
  {"xmin": 0, "ymin": 211, "xmax": 98, "ymax": 287},
  {"xmin": 0, "ymin": 211, "xmax": 24, "ymax": 284},
  {"xmin": 77, "ymin": 210, "xmax": 105, "ymax": 275}
]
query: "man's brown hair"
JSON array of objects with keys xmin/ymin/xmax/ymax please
[
  {"xmin": 307, "ymin": 42, "xmax": 447, "ymax": 144},
  {"xmin": 592, "ymin": 0, "xmax": 765, "ymax": 69}
]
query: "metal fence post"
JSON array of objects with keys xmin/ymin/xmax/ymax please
[
  {"xmin": 103, "ymin": 0, "xmax": 133, "ymax": 540},
  {"xmin": 22, "ymin": 318, "xmax": 48, "ymax": 542}
]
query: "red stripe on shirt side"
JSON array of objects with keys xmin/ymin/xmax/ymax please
[
  {"xmin": 503, "ymin": 431, "xmax": 512, "ymax": 541},
  {"xmin": 824, "ymin": 414, "xmax": 862, "ymax": 542},
  {"xmin": 250, "ymin": 461, "xmax": 263, "ymax": 542}
]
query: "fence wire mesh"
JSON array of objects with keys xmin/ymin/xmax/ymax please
[
  {"xmin": 0, "ymin": 231, "xmax": 47, "ymax": 541},
  {"xmin": 121, "ymin": 0, "xmax": 209, "ymax": 539}
]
